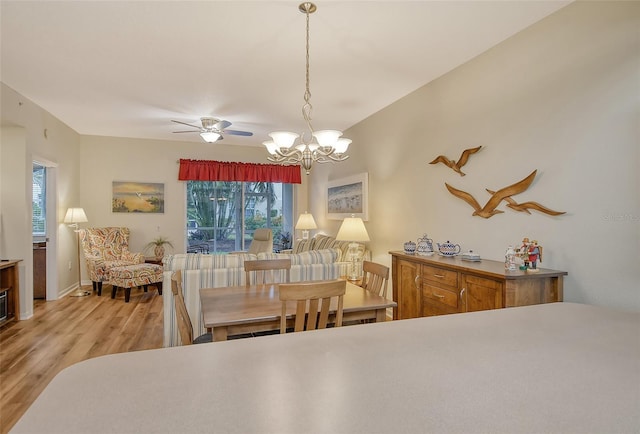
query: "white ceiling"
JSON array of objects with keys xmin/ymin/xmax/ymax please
[{"xmin": 1, "ymin": 1, "xmax": 570, "ymax": 147}]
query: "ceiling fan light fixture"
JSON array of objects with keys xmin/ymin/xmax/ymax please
[
  {"xmin": 200, "ymin": 131, "xmax": 221, "ymax": 143},
  {"xmin": 171, "ymin": 117, "xmax": 252, "ymax": 142},
  {"xmin": 263, "ymin": 2, "xmax": 350, "ymax": 175},
  {"xmin": 200, "ymin": 117, "xmax": 217, "ymax": 129}
]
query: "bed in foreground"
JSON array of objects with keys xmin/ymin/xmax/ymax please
[{"xmin": 11, "ymin": 302, "xmax": 639, "ymax": 433}]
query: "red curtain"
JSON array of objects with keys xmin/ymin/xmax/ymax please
[{"xmin": 178, "ymin": 159, "xmax": 302, "ymax": 184}]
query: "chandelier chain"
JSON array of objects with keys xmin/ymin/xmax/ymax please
[{"xmin": 302, "ymin": 5, "xmax": 314, "ymax": 136}]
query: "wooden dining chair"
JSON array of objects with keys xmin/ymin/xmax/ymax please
[
  {"xmin": 279, "ymin": 280, "xmax": 346, "ymax": 333},
  {"xmin": 244, "ymin": 258, "xmax": 291, "ymax": 287},
  {"xmin": 171, "ymin": 270, "xmax": 212, "ymax": 345},
  {"xmin": 361, "ymin": 260, "xmax": 390, "ymax": 298}
]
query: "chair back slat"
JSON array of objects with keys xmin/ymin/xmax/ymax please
[
  {"xmin": 361, "ymin": 261, "xmax": 390, "ymax": 298},
  {"xmin": 279, "ymin": 280, "xmax": 346, "ymax": 333},
  {"xmin": 245, "ymin": 259, "xmax": 291, "ymax": 287}
]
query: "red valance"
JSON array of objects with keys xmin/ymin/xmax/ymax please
[{"xmin": 178, "ymin": 159, "xmax": 302, "ymax": 184}]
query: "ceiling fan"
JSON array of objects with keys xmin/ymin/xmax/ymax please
[{"xmin": 172, "ymin": 117, "xmax": 253, "ymax": 142}]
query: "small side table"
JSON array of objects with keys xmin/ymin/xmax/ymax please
[{"xmin": 144, "ymin": 257, "xmax": 163, "ymax": 265}]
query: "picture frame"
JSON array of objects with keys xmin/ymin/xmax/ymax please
[
  {"xmin": 112, "ymin": 181, "xmax": 165, "ymax": 214},
  {"xmin": 327, "ymin": 173, "xmax": 368, "ymax": 221}
]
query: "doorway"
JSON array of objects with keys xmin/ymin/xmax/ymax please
[{"xmin": 32, "ymin": 159, "xmax": 58, "ymax": 302}]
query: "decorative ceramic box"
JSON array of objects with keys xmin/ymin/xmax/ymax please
[{"xmin": 403, "ymin": 241, "xmax": 416, "ymax": 254}]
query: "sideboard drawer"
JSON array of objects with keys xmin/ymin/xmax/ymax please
[
  {"xmin": 423, "ymin": 284, "xmax": 459, "ymax": 309},
  {"xmin": 421, "ymin": 265, "xmax": 458, "ymax": 288}
]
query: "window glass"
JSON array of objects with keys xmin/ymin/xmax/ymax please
[
  {"xmin": 186, "ymin": 181, "xmax": 292, "ymax": 253},
  {"xmin": 32, "ymin": 163, "xmax": 46, "ymax": 235}
]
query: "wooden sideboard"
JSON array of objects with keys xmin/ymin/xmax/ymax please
[
  {"xmin": 0, "ymin": 259, "xmax": 22, "ymax": 325},
  {"xmin": 390, "ymin": 251, "xmax": 567, "ymax": 320}
]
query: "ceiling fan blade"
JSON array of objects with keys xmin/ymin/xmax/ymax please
[
  {"xmin": 173, "ymin": 130, "xmax": 200, "ymax": 133},
  {"xmin": 171, "ymin": 120, "xmax": 201, "ymax": 129},
  {"xmin": 224, "ymin": 129, "xmax": 253, "ymax": 136},
  {"xmin": 214, "ymin": 120, "xmax": 232, "ymax": 130}
]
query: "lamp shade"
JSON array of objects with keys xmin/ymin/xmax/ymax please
[
  {"xmin": 64, "ymin": 207, "xmax": 88, "ymax": 224},
  {"xmin": 269, "ymin": 131, "xmax": 299, "ymax": 149},
  {"xmin": 336, "ymin": 216, "xmax": 369, "ymax": 242},
  {"xmin": 313, "ymin": 130, "xmax": 342, "ymax": 147},
  {"xmin": 200, "ymin": 131, "xmax": 221, "ymax": 143},
  {"xmin": 333, "ymin": 138, "xmax": 351, "ymax": 154},
  {"xmin": 262, "ymin": 140, "xmax": 278, "ymax": 155},
  {"xmin": 295, "ymin": 212, "xmax": 317, "ymax": 230}
]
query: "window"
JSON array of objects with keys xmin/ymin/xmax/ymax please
[
  {"xmin": 186, "ymin": 181, "xmax": 293, "ymax": 253},
  {"xmin": 32, "ymin": 163, "xmax": 46, "ymax": 236}
]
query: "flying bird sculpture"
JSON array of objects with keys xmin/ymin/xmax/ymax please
[
  {"xmin": 429, "ymin": 145, "xmax": 482, "ymax": 176},
  {"xmin": 445, "ymin": 170, "xmax": 537, "ymax": 218},
  {"xmin": 485, "ymin": 189, "xmax": 565, "ymax": 216}
]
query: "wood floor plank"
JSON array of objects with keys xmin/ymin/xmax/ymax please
[{"xmin": 0, "ymin": 286, "xmax": 164, "ymax": 434}]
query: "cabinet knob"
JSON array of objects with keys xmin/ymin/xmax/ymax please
[
  {"xmin": 432, "ymin": 293, "xmax": 445, "ymax": 299},
  {"xmin": 414, "ymin": 275, "xmax": 421, "ymax": 289}
]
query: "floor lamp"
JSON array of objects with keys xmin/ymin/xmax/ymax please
[
  {"xmin": 64, "ymin": 207, "xmax": 90, "ymax": 297},
  {"xmin": 336, "ymin": 215, "xmax": 370, "ymax": 281}
]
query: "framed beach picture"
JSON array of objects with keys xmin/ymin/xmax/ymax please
[
  {"xmin": 327, "ymin": 173, "xmax": 368, "ymax": 221},
  {"xmin": 112, "ymin": 181, "xmax": 165, "ymax": 213}
]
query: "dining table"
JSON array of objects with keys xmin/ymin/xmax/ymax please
[{"xmin": 199, "ymin": 280, "xmax": 396, "ymax": 341}]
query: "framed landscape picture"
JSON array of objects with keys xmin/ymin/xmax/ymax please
[
  {"xmin": 112, "ymin": 181, "xmax": 164, "ymax": 213},
  {"xmin": 327, "ymin": 173, "xmax": 368, "ymax": 220}
]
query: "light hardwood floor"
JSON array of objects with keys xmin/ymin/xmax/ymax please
[{"xmin": 0, "ymin": 286, "xmax": 164, "ymax": 434}]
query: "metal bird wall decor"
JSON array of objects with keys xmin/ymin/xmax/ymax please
[
  {"xmin": 445, "ymin": 170, "xmax": 539, "ymax": 218},
  {"xmin": 429, "ymin": 146, "xmax": 482, "ymax": 176}
]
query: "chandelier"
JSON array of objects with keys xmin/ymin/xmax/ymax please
[{"xmin": 263, "ymin": 2, "xmax": 350, "ymax": 175}]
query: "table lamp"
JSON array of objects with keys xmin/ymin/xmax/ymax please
[
  {"xmin": 336, "ymin": 215, "xmax": 370, "ymax": 281},
  {"xmin": 64, "ymin": 207, "xmax": 90, "ymax": 297},
  {"xmin": 295, "ymin": 212, "xmax": 317, "ymax": 240}
]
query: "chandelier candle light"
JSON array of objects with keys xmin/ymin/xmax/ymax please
[
  {"xmin": 336, "ymin": 215, "xmax": 370, "ymax": 281},
  {"xmin": 263, "ymin": 2, "xmax": 351, "ymax": 175},
  {"xmin": 64, "ymin": 207, "xmax": 90, "ymax": 297}
]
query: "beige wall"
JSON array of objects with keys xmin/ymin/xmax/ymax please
[
  {"xmin": 309, "ymin": 1, "xmax": 640, "ymax": 311},
  {"xmin": 1, "ymin": 83, "xmax": 82, "ymax": 318},
  {"xmin": 78, "ymin": 135, "xmax": 310, "ymax": 256}
]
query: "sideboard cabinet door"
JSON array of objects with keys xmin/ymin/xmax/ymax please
[
  {"xmin": 461, "ymin": 274, "xmax": 503, "ymax": 313},
  {"xmin": 396, "ymin": 258, "xmax": 421, "ymax": 319}
]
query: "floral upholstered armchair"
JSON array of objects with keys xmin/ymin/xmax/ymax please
[{"xmin": 79, "ymin": 227, "xmax": 144, "ymax": 295}]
